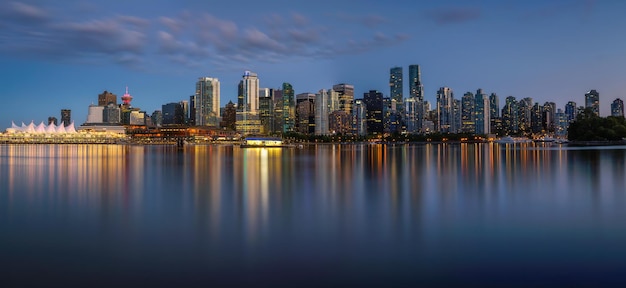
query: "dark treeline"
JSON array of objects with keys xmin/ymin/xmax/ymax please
[{"xmin": 568, "ymin": 108, "xmax": 626, "ymax": 141}]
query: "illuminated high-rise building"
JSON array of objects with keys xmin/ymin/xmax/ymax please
[
  {"xmin": 436, "ymin": 87, "xmax": 454, "ymax": 133},
  {"xmin": 315, "ymin": 89, "xmax": 329, "ymax": 135},
  {"xmin": 565, "ymin": 101, "xmax": 577, "ymax": 122},
  {"xmin": 502, "ymin": 96, "xmax": 519, "ymax": 135},
  {"xmin": 364, "ymin": 90, "xmax": 383, "ymax": 135},
  {"xmin": 389, "ymin": 67, "xmax": 403, "ymax": 108},
  {"xmin": 295, "ymin": 93, "xmax": 315, "ymax": 134},
  {"xmin": 461, "ymin": 92, "xmax": 475, "ymax": 133},
  {"xmin": 408, "ymin": 64, "xmax": 424, "ymax": 132},
  {"xmin": 474, "ymin": 89, "xmax": 490, "ymax": 135},
  {"xmin": 332, "ymin": 83, "xmax": 354, "ymax": 115},
  {"xmin": 612, "ymin": 98, "xmax": 624, "ymax": 117},
  {"xmin": 238, "ymin": 71, "xmax": 259, "ymax": 113},
  {"xmin": 195, "ymin": 77, "xmax": 220, "ymax": 126},
  {"xmin": 353, "ymin": 99, "xmax": 367, "ymax": 136},
  {"xmin": 282, "ymin": 82, "xmax": 295, "ymax": 133},
  {"xmin": 585, "ymin": 90, "xmax": 600, "ymax": 116}
]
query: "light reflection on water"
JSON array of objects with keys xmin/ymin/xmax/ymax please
[{"xmin": 1, "ymin": 143, "xmax": 626, "ymax": 286}]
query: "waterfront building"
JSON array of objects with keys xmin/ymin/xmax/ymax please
[
  {"xmin": 452, "ymin": 99, "xmax": 461, "ymax": 133},
  {"xmin": 555, "ymin": 109, "xmax": 569, "ymax": 137},
  {"xmin": 353, "ymin": 99, "xmax": 367, "ymax": 136},
  {"xmin": 189, "ymin": 95, "xmax": 196, "ymax": 126},
  {"xmin": 129, "ymin": 110, "xmax": 146, "ymax": 126},
  {"xmin": 328, "ymin": 88, "xmax": 340, "ymax": 113},
  {"xmin": 489, "ymin": 93, "xmax": 500, "ymax": 134},
  {"xmin": 295, "ymin": 93, "xmax": 315, "ymax": 134},
  {"xmin": 151, "ymin": 110, "xmax": 162, "ymax": 127},
  {"xmin": 461, "ymin": 92, "xmax": 475, "ymax": 133},
  {"xmin": 180, "ymin": 100, "xmax": 189, "ymax": 124},
  {"xmin": 404, "ymin": 97, "xmax": 419, "ymax": 133},
  {"xmin": 436, "ymin": 87, "xmax": 454, "ymax": 133},
  {"xmin": 162, "ymin": 102, "xmax": 184, "ymax": 125},
  {"xmin": 518, "ymin": 98, "xmax": 532, "ymax": 135},
  {"xmin": 408, "ymin": 64, "xmax": 424, "ymax": 132},
  {"xmin": 282, "ymin": 83, "xmax": 295, "ymax": 133},
  {"xmin": 272, "ymin": 89, "xmax": 283, "ymax": 133},
  {"xmin": 328, "ymin": 110, "xmax": 352, "ymax": 135},
  {"xmin": 238, "ymin": 71, "xmax": 259, "ymax": 113},
  {"xmin": 364, "ymin": 90, "xmax": 383, "ymax": 135},
  {"xmin": 611, "ymin": 98, "xmax": 624, "ymax": 117},
  {"xmin": 502, "ymin": 96, "xmax": 519, "ymax": 135},
  {"xmin": 315, "ymin": 89, "xmax": 329, "ymax": 135},
  {"xmin": 61, "ymin": 109, "xmax": 71, "ymax": 127},
  {"xmin": 585, "ymin": 90, "xmax": 600, "ymax": 116},
  {"xmin": 565, "ymin": 101, "xmax": 577, "ymax": 122},
  {"xmin": 103, "ymin": 103, "xmax": 121, "ymax": 124},
  {"xmin": 195, "ymin": 77, "xmax": 220, "ymax": 126},
  {"xmin": 531, "ymin": 102, "xmax": 543, "ymax": 134},
  {"xmin": 86, "ymin": 105, "xmax": 104, "ymax": 124},
  {"xmin": 98, "ymin": 90, "xmax": 117, "ymax": 106},
  {"xmin": 474, "ymin": 89, "xmax": 490, "ymax": 135},
  {"xmin": 542, "ymin": 102, "xmax": 556, "ymax": 133},
  {"xmin": 259, "ymin": 95, "xmax": 274, "ymax": 135},
  {"xmin": 390, "ymin": 67, "xmax": 403, "ymax": 111},
  {"xmin": 332, "ymin": 83, "xmax": 354, "ymax": 115},
  {"xmin": 220, "ymin": 101, "xmax": 236, "ymax": 130}
]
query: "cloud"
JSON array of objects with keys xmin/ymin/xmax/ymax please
[
  {"xmin": 425, "ymin": 7, "xmax": 481, "ymax": 25},
  {"xmin": 3, "ymin": 2, "xmax": 49, "ymax": 23},
  {"xmin": 0, "ymin": 3, "xmax": 409, "ymax": 70}
]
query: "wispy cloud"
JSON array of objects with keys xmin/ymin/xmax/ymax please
[
  {"xmin": 0, "ymin": 2, "xmax": 409, "ymax": 70},
  {"xmin": 425, "ymin": 7, "xmax": 482, "ymax": 25}
]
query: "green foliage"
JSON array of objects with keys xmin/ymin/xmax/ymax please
[{"xmin": 568, "ymin": 108, "xmax": 626, "ymax": 141}]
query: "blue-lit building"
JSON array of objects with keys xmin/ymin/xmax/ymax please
[{"xmin": 611, "ymin": 98, "xmax": 624, "ymax": 117}]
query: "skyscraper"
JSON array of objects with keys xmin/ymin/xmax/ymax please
[
  {"xmin": 436, "ymin": 87, "xmax": 454, "ymax": 133},
  {"xmin": 332, "ymin": 83, "xmax": 354, "ymax": 115},
  {"xmin": 238, "ymin": 71, "xmax": 259, "ymax": 113},
  {"xmin": 295, "ymin": 93, "xmax": 315, "ymax": 134},
  {"xmin": 195, "ymin": 77, "xmax": 220, "ymax": 126},
  {"xmin": 364, "ymin": 90, "xmax": 383, "ymax": 135},
  {"xmin": 611, "ymin": 98, "xmax": 624, "ymax": 117},
  {"xmin": 502, "ymin": 96, "xmax": 519, "ymax": 135},
  {"xmin": 408, "ymin": 65, "xmax": 423, "ymax": 100},
  {"xmin": 98, "ymin": 90, "xmax": 117, "ymax": 106},
  {"xmin": 565, "ymin": 101, "xmax": 577, "ymax": 122},
  {"xmin": 474, "ymin": 89, "xmax": 490, "ymax": 135},
  {"xmin": 389, "ymin": 67, "xmax": 403, "ymax": 108},
  {"xmin": 61, "ymin": 109, "xmax": 71, "ymax": 126},
  {"xmin": 461, "ymin": 92, "xmax": 475, "ymax": 133},
  {"xmin": 353, "ymin": 99, "xmax": 367, "ymax": 136},
  {"xmin": 282, "ymin": 82, "xmax": 295, "ymax": 133},
  {"xmin": 408, "ymin": 65, "xmax": 424, "ymax": 133},
  {"xmin": 315, "ymin": 89, "xmax": 329, "ymax": 135},
  {"xmin": 585, "ymin": 90, "xmax": 600, "ymax": 116}
]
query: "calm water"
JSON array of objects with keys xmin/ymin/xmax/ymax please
[{"xmin": 1, "ymin": 143, "xmax": 626, "ymax": 287}]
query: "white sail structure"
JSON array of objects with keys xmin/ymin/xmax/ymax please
[{"xmin": 5, "ymin": 121, "xmax": 78, "ymax": 134}]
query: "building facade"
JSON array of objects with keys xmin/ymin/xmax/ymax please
[{"xmin": 195, "ymin": 77, "xmax": 220, "ymax": 126}]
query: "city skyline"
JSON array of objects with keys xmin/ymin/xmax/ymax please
[{"xmin": 2, "ymin": 0, "xmax": 625, "ymax": 125}]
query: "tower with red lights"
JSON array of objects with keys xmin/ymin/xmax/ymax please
[{"xmin": 121, "ymin": 86, "xmax": 133, "ymax": 107}]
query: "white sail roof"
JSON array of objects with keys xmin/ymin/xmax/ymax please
[{"xmin": 6, "ymin": 121, "xmax": 79, "ymax": 134}]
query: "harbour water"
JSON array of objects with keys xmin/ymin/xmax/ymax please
[{"xmin": 1, "ymin": 143, "xmax": 626, "ymax": 286}]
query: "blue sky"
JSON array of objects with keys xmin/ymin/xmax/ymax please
[{"xmin": 1, "ymin": 0, "xmax": 624, "ymax": 126}]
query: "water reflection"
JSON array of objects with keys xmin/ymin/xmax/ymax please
[{"xmin": 1, "ymin": 143, "xmax": 626, "ymax": 286}]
